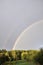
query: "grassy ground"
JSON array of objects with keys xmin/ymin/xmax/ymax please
[{"xmin": 3, "ymin": 60, "xmax": 36, "ymax": 65}]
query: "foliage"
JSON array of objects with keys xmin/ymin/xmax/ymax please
[
  {"xmin": 0, "ymin": 49, "xmax": 39, "ymax": 65},
  {"xmin": 8, "ymin": 50, "xmax": 17, "ymax": 61},
  {"xmin": 34, "ymin": 48, "xmax": 43, "ymax": 65},
  {"xmin": 16, "ymin": 50, "xmax": 22, "ymax": 60},
  {"xmin": 3, "ymin": 60, "xmax": 36, "ymax": 65},
  {"xmin": 0, "ymin": 53, "xmax": 10, "ymax": 65},
  {"xmin": 21, "ymin": 51, "xmax": 28, "ymax": 60}
]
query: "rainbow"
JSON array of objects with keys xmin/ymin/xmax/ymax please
[{"xmin": 12, "ymin": 20, "xmax": 43, "ymax": 50}]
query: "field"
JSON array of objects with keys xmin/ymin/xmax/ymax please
[{"xmin": 4, "ymin": 60, "xmax": 36, "ymax": 65}]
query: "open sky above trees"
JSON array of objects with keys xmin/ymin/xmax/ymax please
[{"xmin": 0, "ymin": 0, "xmax": 43, "ymax": 50}]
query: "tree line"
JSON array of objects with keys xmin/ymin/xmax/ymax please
[{"xmin": 0, "ymin": 48, "xmax": 43, "ymax": 65}]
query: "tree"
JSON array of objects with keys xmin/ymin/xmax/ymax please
[
  {"xmin": 34, "ymin": 48, "xmax": 43, "ymax": 65},
  {"xmin": 8, "ymin": 51, "xmax": 17, "ymax": 61},
  {"xmin": 0, "ymin": 53, "xmax": 10, "ymax": 65},
  {"xmin": 16, "ymin": 50, "xmax": 21, "ymax": 60},
  {"xmin": 28, "ymin": 50, "xmax": 38, "ymax": 61},
  {"xmin": 21, "ymin": 51, "xmax": 29, "ymax": 61}
]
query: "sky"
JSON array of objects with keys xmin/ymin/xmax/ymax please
[
  {"xmin": 13, "ymin": 21, "xmax": 43, "ymax": 50},
  {"xmin": 0, "ymin": 0, "xmax": 43, "ymax": 50}
]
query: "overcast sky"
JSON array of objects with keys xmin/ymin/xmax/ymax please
[
  {"xmin": 13, "ymin": 21, "xmax": 43, "ymax": 50},
  {"xmin": 0, "ymin": 0, "xmax": 43, "ymax": 50}
]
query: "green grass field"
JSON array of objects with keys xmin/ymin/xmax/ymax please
[{"xmin": 4, "ymin": 60, "xmax": 36, "ymax": 65}]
